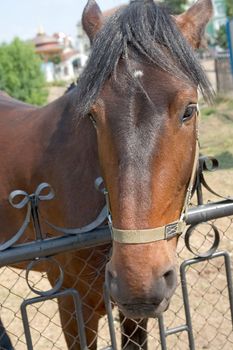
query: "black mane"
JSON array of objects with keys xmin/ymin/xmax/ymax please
[{"xmin": 75, "ymin": 0, "xmax": 213, "ymax": 117}]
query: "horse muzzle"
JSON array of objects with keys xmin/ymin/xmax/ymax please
[
  {"xmin": 105, "ymin": 262, "xmax": 177, "ymax": 319},
  {"xmin": 118, "ymin": 299, "xmax": 170, "ymax": 319}
]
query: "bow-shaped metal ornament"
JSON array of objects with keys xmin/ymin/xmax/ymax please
[{"xmin": 0, "ymin": 183, "xmax": 54, "ymax": 251}]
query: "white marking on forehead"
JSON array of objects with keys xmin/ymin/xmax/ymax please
[{"xmin": 133, "ymin": 70, "xmax": 144, "ymax": 78}]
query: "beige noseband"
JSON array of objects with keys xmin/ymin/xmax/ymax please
[{"xmin": 111, "ymin": 220, "xmax": 187, "ymax": 243}]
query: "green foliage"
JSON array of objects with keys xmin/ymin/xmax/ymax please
[
  {"xmin": 226, "ymin": 0, "xmax": 233, "ymax": 18},
  {"xmin": 162, "ymin": 0, "xmax": 187, "ymax": 14},
  {"xmin": 48, "ymin": 55, "xmax": 61, "ymax": 65},
  {"xmin": 0, "ymin": 38, "xmax": 48, "ymax": 105},
  {"xmin": 213, "ymin": 0, "xmax": 233, "ymax": 49},
  {"xmin": 215, "ymin": 24, "xmax": 228, "ymax": 49},
  {"xmin": 200, "ymin": 107, "xmax": 217, "ymax": 119}
]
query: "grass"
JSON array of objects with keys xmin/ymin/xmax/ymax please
[
  {"xmin": 200, "ymin": 95, "xmax": 233, "ymax": 119},
  {"xmin": 200, "ymin": 95, "xmax": 233, "ymax": 169},
  {"xmin": 198, "ymin": 94, "xmax": 233, "ymax": 197},
  {"xmin": 200, "ymin": 107, "xmax": 217, "ymax": 118}
]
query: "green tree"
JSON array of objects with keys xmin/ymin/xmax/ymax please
[
  {"xmin": 0, "ymin": 38, "xmax": 48, "ymax": 105},
  {"xmin": 215, "ymin": 0, "xmax": 233, "ymax": 49},
  {"xmin": 226, "ymin": 0, "xmax": 233, "ymax": 18},
  {"xmin": 215, "ymin": 24, "xmax": 228, "ymax": 49},
  {"xmin": 162, "ymin": 0, "xmax": 187, "ymax": 14},
  {"xmin": 49, "ymin": 55, "xmax": 61, "ymax": 65}
]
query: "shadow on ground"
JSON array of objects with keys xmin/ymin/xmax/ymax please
[{"xmin": 215, "ymin": 151, "xmax": 233, "ymax": 170}]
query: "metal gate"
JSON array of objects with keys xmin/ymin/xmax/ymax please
[{"xmin": 0, "ymin": 155, "xmax": 232, "ymax": 349}]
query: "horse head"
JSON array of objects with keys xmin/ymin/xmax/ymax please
[{"xmin": 80, "ymin": 0, "xmax": 213, "ymax": 318}]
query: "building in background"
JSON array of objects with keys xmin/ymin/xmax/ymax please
[
  {"xmin": 76, "ymin": 2, "xmax": 228, "ymax": 55},
  {"xmin": 76, "ymin": 22, "xmax": 91, "ymax": 57},
  {"xmin": 32, "ymin": 28, "xmax": 88, "ymax": 82}
]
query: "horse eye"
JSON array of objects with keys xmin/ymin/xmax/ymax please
[
  {"xmin": 89, "ymin": 114, "xmax": 97, "ymax": 128},
  {"xmin": 182, "ymin": 104, "xmax": 197, "ymax": 122}
]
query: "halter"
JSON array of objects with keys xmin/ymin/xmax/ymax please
[{"xmin": 100, "ymin": 111, "xmax": 199, "ymax": 244}]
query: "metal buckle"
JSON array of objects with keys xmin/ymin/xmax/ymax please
[{"xmin": 165, "ymin": 222, "xmax": 179, "ymax": 239}]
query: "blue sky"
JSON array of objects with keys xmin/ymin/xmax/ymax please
[{"xmin": 0, "ymin": 0, "xmax": 127, "ymax": 43}]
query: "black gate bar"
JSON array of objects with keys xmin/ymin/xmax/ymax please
[
  {"xmin": 0, "ymin": 199, "xmax": 232, "ymax": 267},
  {"xmin": 0, "ymin": 227, "xmax": 111, "ymax": 267},
  {"xmin": 185, "ymin": 199, "xmax": 233, "ymax": 225}
]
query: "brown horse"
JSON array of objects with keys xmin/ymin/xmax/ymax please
[{"xmin": 0, "ymin": 0, "xmax": 213, "ymax": 348}]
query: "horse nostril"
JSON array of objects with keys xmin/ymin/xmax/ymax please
[{"xmin": 163, "ymin": 269, "xmax": 177, "ymax": 289}]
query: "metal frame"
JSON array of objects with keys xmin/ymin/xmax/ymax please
[
  {"xmin": 158, "ymin": 250, "xmax": 233, "ymax": 350},
  {"xmin": 102, "ymin": 249, "xmax": 233, "ymax": 350},
  {"xmin": 0, "ymin": 155, "xmax": 232, "ymax": 349},
  {"xmin": 0, "ymin": 199, "xmax": 232, "ymax": 267},
  {"xmin": 21, "ymin": 289, "xmax": 88, "ymax": 350},
  {"xmin": 102, "ymin": 155, "xmax": 233, "ymax": 349}
]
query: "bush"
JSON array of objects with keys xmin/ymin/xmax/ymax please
[
  {"xmin": 0, "ymin": 38, "xmax": 48, "ymax": 105},
  {"xmin": 226, "ymin": 0, "xmax": 233, "ymax": 18},
  {"xmin": 215, "ymin": 25, "xmax": 228, "ymax": 50},
  {"xmin": 162, "ymin": 0, "xmax": 187, "ymax": 14}
]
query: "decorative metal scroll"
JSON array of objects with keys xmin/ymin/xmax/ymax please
[
  {"xmin": 159, "ymin": 155, "xmax": 233, "ymax": 349},
  {"xmin": 0, "ymin": 183, "xmax": 54, "ymax": 251},
  {"xmin": 0, "ymin": 154, "xmax": 232, "ymax": 350},
  {"xmin": 0, "ymin": 182, "xmax": 108, "ymax": 252},
  {"xmin": 25, "ymin": 257, "xmax": 64, "ymax": 297},
  {"xmin": 184, "ymin": 222, "xmax": 220, "ymax": 258},
  {"xmin": 195, "ymin": 155, "xmax": 233, "ymax": 204},
  {"xmin": 184, "ymin": 154, "xmax": 232, "ymax": 258},
  {"xmin": 103, "ymin": 154, "xmax": 233, "ymax": 350},
  {"xmin": 0, "ymin": 154, "xmax": 232, "ymax": 257},
  {"xmin": 0, "ymin": 181, "xmax": 108, "ymax": 326}
]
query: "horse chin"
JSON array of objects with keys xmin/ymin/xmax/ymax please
[{"xmin": 118, "ymin": 299, "xmax": 170, "ymax": 319}]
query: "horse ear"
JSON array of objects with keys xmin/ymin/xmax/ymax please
[
  {"xmin": 82, "ymin": 0, "xmax": 104, "ymax": 43},
  {"xmin": 175, "ymin": 0, "xmax": 213, "ymax": 48}
]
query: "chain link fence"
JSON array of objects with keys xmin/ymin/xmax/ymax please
[
  {"xmin": 198, "ymin": 54, "xmax": 233, "ymax": 94},
  {"xmin": 0, "ymin": 187, "xmax": 232, "ymax": 349},
  {"xmin": 215, "ymin": 55, "xmax": 233, "ymax": 94}
]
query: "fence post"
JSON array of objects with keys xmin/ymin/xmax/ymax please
[{"xmin": 227, "ymin": 19, "xmax": 233, "ymax": 75}]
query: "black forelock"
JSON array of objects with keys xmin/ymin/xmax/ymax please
[{"xmin": 74, "ymin": 0, "xmax": 213, "ymax": 117}]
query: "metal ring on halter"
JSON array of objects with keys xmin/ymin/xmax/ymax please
[
  {"xmin": 185, "ymin": 223, "xmax": 220, "ymax": 258},
  {"xmin": 25, "ymin": 257, "xmax": 64, "ymax": 297}
]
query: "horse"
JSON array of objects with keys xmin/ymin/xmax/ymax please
[{"xmin": 0, "ymin": 0, "xmax": 213, "ymax": 348}]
